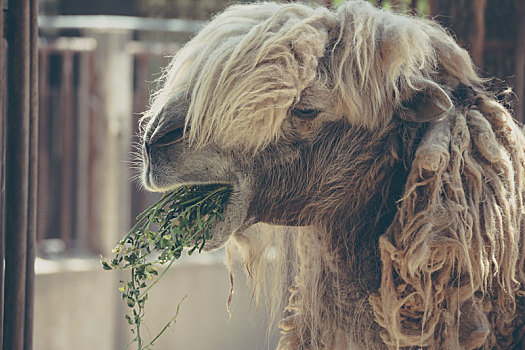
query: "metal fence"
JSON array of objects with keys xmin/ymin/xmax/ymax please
[{"xmin": 37, "ymin": 38, "xmax": 97, "ymax": 254}]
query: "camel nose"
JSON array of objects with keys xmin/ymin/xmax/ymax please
[
  {"xmin": 142, "ymin": 142, "xmax": 150, "ymax": 168},
  {"xmin": 142, "ymin": 126, "xmax": 185, "ymax": 169}
]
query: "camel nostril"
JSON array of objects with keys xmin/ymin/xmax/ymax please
[{"xmin": 151, "ymin": 127, "xmax": 185, "ymax": 147}]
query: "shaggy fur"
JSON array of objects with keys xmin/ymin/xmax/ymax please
[{"xmin": 140, "ymin": 1, "xmax": 525, "ymax": 349}]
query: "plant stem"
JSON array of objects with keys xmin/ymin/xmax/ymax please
[{"xmin": 144, "ymin": 295, "xmax": 187, "ymax": 348}]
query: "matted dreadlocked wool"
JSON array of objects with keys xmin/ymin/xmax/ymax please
[{"xmin": 370, "ymin": 94, "xmax": 525, "ymax": 349}]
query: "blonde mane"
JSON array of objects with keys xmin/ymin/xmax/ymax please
[{"xmin": 143, "ymin": 1, "xmax": 483, "ymax": 148}]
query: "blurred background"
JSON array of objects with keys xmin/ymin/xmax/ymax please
[{"xmin": 1, "ymin": 0, "xmax": 523, "ymax": 349}]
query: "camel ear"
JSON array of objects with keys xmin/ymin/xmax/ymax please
[{"xmin": 398, "ymin": 78, "xmax": 453, "ymax": 122}]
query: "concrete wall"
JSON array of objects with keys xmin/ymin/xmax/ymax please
[
  {"xmin": 34, "ymin": 251, "xmax": 279, "ymax": 350},
  {"xmin": 34, "ymin": 258, "xmax": 120, "ymax": 350}
]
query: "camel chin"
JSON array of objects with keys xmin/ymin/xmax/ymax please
[{"xmin": 196, "ymin": 178, "xmax": 254, "ymax": 252}]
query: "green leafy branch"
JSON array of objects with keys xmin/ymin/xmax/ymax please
[{"xmin": 101, "ymin": 184, "xmax": 232, "ymax": 350}]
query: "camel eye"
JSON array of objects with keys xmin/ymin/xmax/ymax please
[
  {"xmin": 154, "ymin": 127, "xmax": 185, "ymax": 147},
  {"xmin": 291, "ymin": 108, "xmax": 319, "ymax": 120}
]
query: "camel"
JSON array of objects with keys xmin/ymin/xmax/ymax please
[{"xmin": 138, "ymin": 1, "xmax": 525, "ymax": 348}]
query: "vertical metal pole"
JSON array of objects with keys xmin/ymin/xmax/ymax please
[
  {"xmin": 87, "ymin": 51, "xmax": 98, "ymax": 252},
  {"xmin": 3, "ymin": 0, "xmax": 30, "ymax": 349},
  {"xmin": 0, "ymin": 0, "xmax": 6, "ymax": 346},
  {"xmin": 76, "ymin": 51, "xmax": 91, "ymax": 250},
  {"xmin": 515, "ymin": 1, "xmax": 525, "ymax": 123},
  {"xmin": 410, "ymin": 0, "xmax": 418, "ymax": 15},
  {"xmin": 59, "ymin": 50, "xmax": 74, "ymax": 249},
  {"xmin": 24, "ymin": 0, "xmax": 38, "ymax": 347},
  {"xmin": 37, "ymin": 49, "xmax": 49, "ymax": 245}
]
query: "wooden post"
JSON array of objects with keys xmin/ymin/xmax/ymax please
[
  {"xmin": 430, "ymin": 0, "xmax": 486, "ymax": 68},
  {"xmin": 86, "ymin": 29, "xmax": 133, "ymax": 255},
  {"xmin": 471, "ymin": 0, "xmax": 487, "ymax": 68}
]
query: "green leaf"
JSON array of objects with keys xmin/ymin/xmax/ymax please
[
  {"xmin": 126, "ymin": 297, "xmax": 135, "ymax": 308},
  {"xmin": 101, "ymin": 261, "xmax": 112, "ymax": 270}
]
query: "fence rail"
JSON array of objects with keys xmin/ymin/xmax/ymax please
[{"xmin": 38, "ymin": 15, "xmax": 205, "ymax": 33}]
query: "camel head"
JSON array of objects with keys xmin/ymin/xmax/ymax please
[
  {"xmin": 139, "ymin": 0, "xmax": 467, "ymax": 252},
  {"xmin": 138, "ymin": 2, "xmax": 524, "ymax": 348}
]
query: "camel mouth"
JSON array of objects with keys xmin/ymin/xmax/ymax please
[
  {"xmin": 165, "ymin": 180, "xmax": 251, "ymax": 251},
  {"xmin": 153, "ymin": 181, "xmax": 234, "ymax": 194},
  {"xmin": 141, "ymin": 146, "xmax": 253, "ymax": 250}
]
